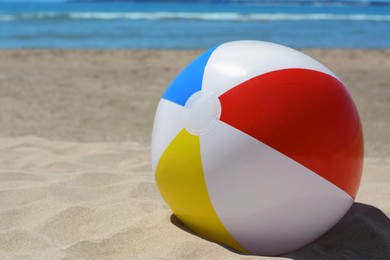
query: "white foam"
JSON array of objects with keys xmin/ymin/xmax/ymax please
[{"xmin": 0, "ymin": 12, "xmax": 389, "ymax": 22}]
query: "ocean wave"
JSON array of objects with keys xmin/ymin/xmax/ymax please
[{"xmin": 1, "ymin": 12, "xmax": 390, "ymax": 22}]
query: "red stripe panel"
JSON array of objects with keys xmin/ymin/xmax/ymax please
[{"xmin": 219, "ymin": 69, "xmax": 363, "ymax": 198}]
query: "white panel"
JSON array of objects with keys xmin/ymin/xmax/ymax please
[
  {"xmin": 200, "ymin": 121, "xmax": 353, "ymax": 255},
  {"xmin": 151, "ymin": 99, "xmax": 185, "ymax": 172},
  {"xmin": 201, "ymin": 40, "xmax": 338, "ymax": 97}
]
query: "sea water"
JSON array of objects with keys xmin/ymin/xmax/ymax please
[{"xmin": 0, "ymin": 1, "xmax": 389, "ymax": 49}]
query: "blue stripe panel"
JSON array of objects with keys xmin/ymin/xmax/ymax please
[{"xmin": 162, "ymin": 46, "xmax": 217, "ymax": 107}]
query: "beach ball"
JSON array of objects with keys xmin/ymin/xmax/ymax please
[{"xmin": 151, "ymin": 41, "xmax": 363, "ymax": 255}]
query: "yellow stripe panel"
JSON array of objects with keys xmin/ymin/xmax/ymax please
[{"xmin": 155, "ymin": 129, "xmax": 248, "ymax": 253}]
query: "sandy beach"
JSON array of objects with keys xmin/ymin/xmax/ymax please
[{"xmin": 0, "ymin": 49, "xmax": 389, "ymax": 259}]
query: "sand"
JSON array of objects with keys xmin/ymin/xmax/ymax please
[{"xmin": 0, "ymin": 49, "xmax": 389, "ymax": 259}]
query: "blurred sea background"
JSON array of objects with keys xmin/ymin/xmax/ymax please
[{"xmin": 0, "ymin": 0, "xmax": 389, "ymax": 49}]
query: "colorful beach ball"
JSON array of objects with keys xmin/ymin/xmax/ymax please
[{"xmin": 151, "ymin": 41, "xmax": 363, "ymax": 255}]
